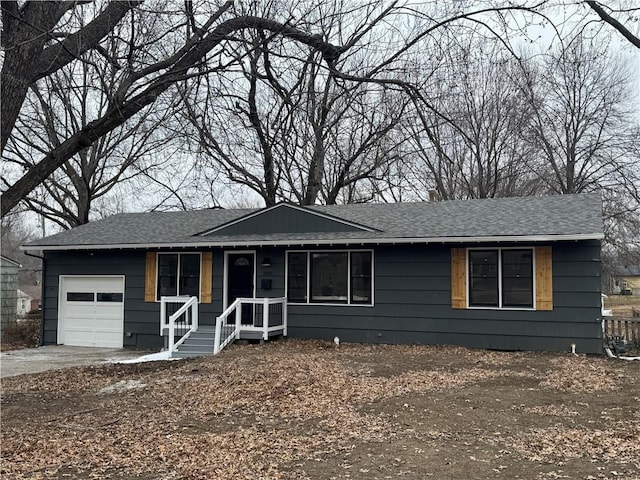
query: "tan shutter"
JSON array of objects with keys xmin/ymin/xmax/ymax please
[
  {"xmin": 535, "ymin": 246, "xmax": 553, "ymax": 310},
  {"xmin": 200, "ymin": 252, "xmax": 213, "ymax": 303},
  {"xmin": 451, "ymin": 248, "xmax": 467, "ymax": 309},
  {"xmin": 145, "ymin": 252, "xmax": 157, "ymax": 302}
]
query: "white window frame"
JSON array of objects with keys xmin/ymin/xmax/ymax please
[
  {"xmin": 285, "ymin": 249, "xmax": 374, "ymax": 307},
  {"xmin": 466, "ymin": 247, "xmax": 536, "ymax": 311},
  {"xmin": 156, "ymin": 252, "xmax": 202, "ymax": 301}
]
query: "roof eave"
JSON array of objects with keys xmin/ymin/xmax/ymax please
[{"xmin": 21, "ymin": 232, "xmax": 605, "ymax": 252}]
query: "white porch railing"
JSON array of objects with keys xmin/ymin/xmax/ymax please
[
  {"xmin": 160, "ymin": 296, "xmax": 199, "ymax": 354},
  {"xmin": 214, "ymin": 297, "xmax": 287, "ymax": 355}
]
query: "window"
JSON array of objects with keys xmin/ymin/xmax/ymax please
[
  {"xmin": 67, "ymin": 292, "xmax": 94, "ymax": 302},
  {"xmin": 468, "ymin": 248, "xmax": 533, "ymax": 309},
  {"xmin": 156, "ymin": 253, "xmax": 201, "ymax": 300},
  {"xmin": 468, "ymin": 250, "xmax": 498, "ymax": 306},
  {"xmin": 501, "ymin": 250, "xmax": 533, "ymax": 307},
  {"xmin": 97, "ymin": 292, "xmax": 124, "ymax": 302},
  {"xmin": 351, "ymin": 252, "xmax": 372, "ymax": 304},
  {"xmin": 311, "ymin": 252, "xmax": 348, "ymax": 302},
  {"xmin": 287, "ymin": 251, "xmax": 373, "ymax": 305},
  {"xmin": 287, "ymin": 252, "xmax": 307, "ymax": 302}
]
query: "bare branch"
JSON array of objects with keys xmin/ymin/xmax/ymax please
[{"xmin": 585, "ymin": 1, "xmax": 640, "ymax": 48}]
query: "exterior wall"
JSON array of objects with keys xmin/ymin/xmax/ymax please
[
  {"xmin": 16, "ymin": 290, "xmax": 33, "ymax": 316},
  {"xmin": 42, "ymin": 240, "xmax": 603, "ymax": 353},
  {"xmin": 43, "ymin": 250, "xmax": 222, "ymax": 348},
  {"xmin": 285, "ymin": 241, "xmax": 603, "ymax": 354},
  {"xmin": 1, "ymin": 261, "xmax": 19, "ymax": 339}
]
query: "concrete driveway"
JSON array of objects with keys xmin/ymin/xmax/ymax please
[{"xmin": 0, "ymin": 346, "xmax": 149, "ymax": 378}]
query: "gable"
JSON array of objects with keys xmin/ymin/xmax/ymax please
[{"xmin": 199, "ymin": 204, "xmax": 376, "ymax": 237}]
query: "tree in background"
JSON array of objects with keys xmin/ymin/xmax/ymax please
[
  {"xmin": 4, "ymin": 21, "xmax": 174, "ymax": 228},
  {"xmin": 0, "ymin": 0, "xmax": 638, "ymax": 228},
  {"xmin": 0, "ymin": 0, "xmax": 342, "ymax": 216},
  {"xmin": 179, "ymin": 1, "xmax": 409, "ymax": 206},
  {"xmin": 0, "ymin": 214, "xmax": 41, "ymax": 286},
  {"xmin": 398, "ymin": 37, "xmax": 541, "ymax": 201},
  {"xmin": 518, "ymin": 35, "xmax": 639, "ymax": 250}
]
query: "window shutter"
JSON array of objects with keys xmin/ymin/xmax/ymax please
[
  {"xmin": 145, "ymin": 252, "xmax": 157, "ymax": 302},
  {"xmin": 535, "ymin": 246, "xmax": 553, "ymax": 311},
  {"xmin": 451, "ymin": 248, "xmax": 467, "ymax": 309},
  {"xmin": 200, "ymin": 252, "xmax": 213, "ymax": 304}
]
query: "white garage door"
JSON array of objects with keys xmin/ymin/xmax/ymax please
[{"xmin": 60, "ymin": 276, "xmax": 125, "ymax": 348}]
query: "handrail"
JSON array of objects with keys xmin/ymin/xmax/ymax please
[
  {"xmin": 214, "ymin": 297, "xmax": 287, "ymax": 354},
  {"xmin": 161, "ymin": 296, "xmax": 199, "ymax": 355},
  {"xmin": 160, "ymin": 295, "xmax": 194, "ymax": 334},
  {"xmin": 214, "ymin": 298, "xmax": 242, "ymax": 354}
]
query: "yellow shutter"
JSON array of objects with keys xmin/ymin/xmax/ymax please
[
  {"xmin": 144, "ymin": 252, "xmax": 157, "ymax": 302},
  {"xmin": 451, "ymin": 248, "xmax": 467, "ymax": 309},
  {"xmin": 200, "ymin": 252, "xmax": 213, "ymax": 303},
  {"xmin": 535, "ymin": 246, "xmax": 553, "ymax": 311}
]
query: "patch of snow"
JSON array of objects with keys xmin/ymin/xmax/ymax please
[
  {"xmin": 98, "ymin": 379, "xmax": 147, "ymax": 394},
  {"xmin": 111, "ymin": 351, "xmax": 174, "ymax": 364}
]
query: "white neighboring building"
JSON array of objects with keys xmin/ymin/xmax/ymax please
[
  {"xmin": 16, "ymin": 289, "xmax": 32, "ymax": 316},
  {"xmin": 17, "ymin": 285, "xmax": 41, "ymax": 316}
]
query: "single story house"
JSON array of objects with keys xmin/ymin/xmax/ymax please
[{"xmin": 22, "ymin": 194, "xmax": 605, "ymax": 354}]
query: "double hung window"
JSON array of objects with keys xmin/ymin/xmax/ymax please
[
  {"xmin": 468, "ymin": 249, "xmax": 533, "ymax": 308},
  {"xmin": 156, "ymin": 253, "xmax": 201, "ymax": 300}
]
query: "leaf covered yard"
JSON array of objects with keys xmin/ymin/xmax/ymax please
[{"xmin": 1, "ymin": 340, "xmax": 639, "ymax": 479}]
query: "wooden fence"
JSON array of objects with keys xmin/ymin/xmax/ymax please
[{"xmin": 603, "ymin": 314, "xmax": 640, "ymax": 345}]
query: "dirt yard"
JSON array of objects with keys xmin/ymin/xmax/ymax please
[
  {"xmin": 1, "ymin": 340, "xmax": 639, "ymax": 480},
  {"xmin": 606, "ymin": 296, "xmax": 640, "ymax": 318}
]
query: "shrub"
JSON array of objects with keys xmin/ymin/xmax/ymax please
[{"xmin": 3, "ymin": 318, "xmax": 41, "ymax": 348}]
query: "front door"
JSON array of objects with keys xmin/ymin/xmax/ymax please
[{"xmin": 226, "ymin": 253, "xmax": 255, "ymax": 323}]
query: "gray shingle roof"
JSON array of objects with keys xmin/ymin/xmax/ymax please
[{"xmin": 24, "ymin": 194, "xmax": 603, "ymax": 250}]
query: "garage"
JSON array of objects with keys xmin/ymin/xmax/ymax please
[{"xmin": 59, "ymin": 276, "xmax": 125, "ymax": 348}]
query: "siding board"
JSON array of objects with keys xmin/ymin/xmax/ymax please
[{"xmin": 42, "ymin": 240, "xmax": 602, "ymax": 353}]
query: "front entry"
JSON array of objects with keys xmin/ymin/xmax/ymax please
[{"xmin": 226, "ymin": 252, "xmax": 255, "ymax": 323}]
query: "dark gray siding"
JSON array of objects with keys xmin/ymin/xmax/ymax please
[
  {"xmin": 42, "ymin": 240, "xmax": 603, "ymax": 353},
  {"xmin": 43, "ymin": 250, "xmax": 223, "ymax": 348},
  {"xmin": 286, "ymin": 241, "xmax": 603, "ymax": 354},
  {"xmin": 205, "ymin": 206, "xmax": 364, "ymax": 236}
]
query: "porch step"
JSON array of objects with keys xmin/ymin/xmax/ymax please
[
  {"xmin": 172, "ymin": 350, "xmax": 212, "ymax": 359},
  {"xmin": 173, "ymin": 326, "xmax": 216, "ymax": 358},
  {"xmin": 171, "ymin": 325, "xmax": 283, "ymax": 359}
]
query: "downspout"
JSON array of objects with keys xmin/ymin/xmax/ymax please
[
  {"xmin": 604, "ymin": 347, "xmax": 640, "ymax": 361},
  {"xmin": 24, "ymin": 250, "xmax": 45, "ymax": 346}
]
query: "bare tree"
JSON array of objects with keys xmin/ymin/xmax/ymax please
[
  {"xmin": 519, "ymin": 35, "xmax": 638, "ymax": 197},
  {"xmin": 399, "ymin": 38, "xmax": 540, "ymax": 201},
  {"xmin": 4, "ymin": 27, "xmax": 175, "ymax": 228},
  {"xmin": 0, "ymin": 1, "xmax": 342, "ymax": 216},
  {"xmin": 2, "ymin": 0, "xmax": 634, "ymax": 217},
  {"xmin": 0, "ymin": 0, "xmax": 142, "ymax": 152},
  {"xmin": 585, "ymin": 1, "xmax": 640, "ymax": 48},
  {"xmin": 179, "ymin": 2, "xmax": 409, "ymax": 206}
]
